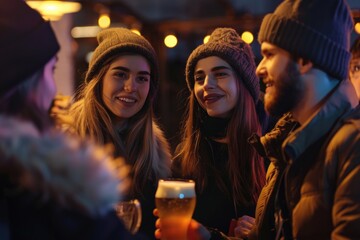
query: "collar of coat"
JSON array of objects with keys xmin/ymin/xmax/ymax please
[{"xmin": 283, "ymin": 80, "xmax": 359, "ymax": 160}]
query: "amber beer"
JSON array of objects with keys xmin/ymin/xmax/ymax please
[{"xmin": 155, "ymin": 179, "xmax": 196, "ymax": 240}]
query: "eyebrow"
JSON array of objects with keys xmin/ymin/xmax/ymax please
[
  {"xmin": 260, "ymin": 46, "xmax": 277, "ymax": 55},
  {"xmin": 112, "ymin": 66, "xmax": 150, "ymax": 75},
  {"xmin": 211, "ymin": 66, "xmax": 231, "ymax": 71},
  {"xmin": 195, "ymin": 65, "xmax": 231, "ymax": 74}
]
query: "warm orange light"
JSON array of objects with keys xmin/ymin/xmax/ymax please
[
  {"xmin": 71, "ymin": 26, "xmax": 101, "ymax": 38},
  {"xmin": 98, "ymin": 14, "xmax": 111, "ymax": 29},
  {"xmin": 355, "ymin": 22, "xmax": 360, "ymax": 34},
  {"xmin": 131, "ymin": 29, "xmax": 141, "ymax": 36},
  {"xmin": 241, "ymin": 31, "xmax": 254, "ymax": 44},
  {"xmin": 26, "ymin": 1, "xmax": 81, "ymax": 21},
  {"xmin": 203, "ymin": 35, "xmax": 210, "ymax": 44}
]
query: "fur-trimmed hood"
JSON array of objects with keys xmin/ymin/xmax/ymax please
[{"xmin": 0, "ymin": 115, "xmax": 129, "ymax": 217}]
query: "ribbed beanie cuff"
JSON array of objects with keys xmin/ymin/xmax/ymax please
[
  {"xmin": 258, "ymin": 0, "xmax": 353, "ymax": 81},
  {"xmin": 259, "ymin": 14, "xmax": 350, "ymax": 80}
]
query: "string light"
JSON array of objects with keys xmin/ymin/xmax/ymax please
[
  {"xmin": 241, "ymin": 31, "xmax": 254, "ymax": 44},
  {"xmin": 164, "ymin": 34, "xmax": 178, "ymax": 48},
  {"xmin": 98, "ymin": 13, "xmax": 111, "ymax": 29},
  {"xmin": 203, "ymin": 35, "xmax": 210, "ymax": 44},
  {"xmin": 355, "ymin": 22, "xmax": 360, "ymax": 34}
]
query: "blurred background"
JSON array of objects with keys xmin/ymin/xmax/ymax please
[{"xmin": 27, "ymin": 0, "xmax": 360, "ymax": 151}]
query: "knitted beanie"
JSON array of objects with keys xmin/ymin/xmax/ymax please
[
  {"xmin": 258, "ymin": 0, "xmax": 353, "ymax": 80},
  {"xmin": 186, "ymin": 28, "xmax": 260, "ymax": 103},
  {"xmin": 0, "ymin": 0, "xmax": 60, "ymax": 96},
  {"xmin": 350, "ymin": 36, "xmax": 360, "ymax": 59},
  {"xmin": 86, "ymin": 28, "xmax": 159, "ymax": 92}
]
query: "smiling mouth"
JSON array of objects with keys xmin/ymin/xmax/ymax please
[
  {"xmin": 204, "ymin": 95, "xmax": 223, "ymax": 104},
  {"xmin": 116, "ymin": 97, "xmax": 136, "ymax": 103}
]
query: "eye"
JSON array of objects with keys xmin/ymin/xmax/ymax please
[
  {"xmin": 262, "ymin": 50, "xmax": 274, "ymax": 59},
  {"xmin": 114, "ymin": 70, "xmax": 129, "ymax": 80},
  {"xmin": 194, "ymin": 74, "xmax": 205, "ymax": 82},
  {"xmin": 265, "ymin": 52, "xmax": 274, "ymax": 59},
  {"xmin": 354, "ymin": 65, "xmax": 360, "ymax": 72},
  {"xmin": 214, "ymin": 71, "xmax": 229, "ymax": 78},
  {"xmin": 137, "ymin": 75, "xmax": 150, "ymax": 83}
]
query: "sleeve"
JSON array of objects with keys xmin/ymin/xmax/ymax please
[{"xmin": 328, "ymin": 121, "xmax": 360, "ymax": 239}]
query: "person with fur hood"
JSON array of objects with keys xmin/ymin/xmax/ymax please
[
  {"xmin": 0, "ymin": 0, "xmax": 140, "ymax": 239},
  {"xmin": 64, "ymin": 27, "xmax": 172, "ymax": 238}
]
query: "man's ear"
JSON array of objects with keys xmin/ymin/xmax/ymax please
[{"xmin": 297, "ymin": 58, "xmax": 313, "ymax": 74}]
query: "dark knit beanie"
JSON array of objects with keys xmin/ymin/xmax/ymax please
[
  {"xmin": 86, "ymin": 28, "xmax": 159, "ymax": 93},
  {"xmin": 350, "ymin": 36, "xmax": 360, "ymax": 59},
  {"xmin": 258, "ymin": 0, "xmax": 353, "ymax": 80},
  {"xmin": 0, "ymin": 0, "xmax": 60, "ymax": 96},
  {"xmin": 186, "ymin": 28, "xmax": 260, "ymax": 103}
]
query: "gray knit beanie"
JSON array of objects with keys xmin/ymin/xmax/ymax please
[
  {"xmin": 258, "ymin": 0, "xmax": 353, "ymax": 80},
  {"xmin": 186, "ymin": 28, "xmax": 260, "ymax": 103},
  {"xmin": 86, "ymin": 28, "xmax": 159, "ymax": 94}
]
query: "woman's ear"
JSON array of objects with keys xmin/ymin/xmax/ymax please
[{"xmin": 297, "ymin": 58, "xmax": 313, "ymax": 74}]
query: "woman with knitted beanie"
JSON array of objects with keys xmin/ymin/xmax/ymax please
[
  {"xmin": 0, "ymin": 0, "xmax": 134, "ymax": 239},
  {"xmin": 167, "ymin": 27, "xmax": 266, "ymax": 238},
  {"xmin": 67, "ymin": 27, "xmax": 171, "ymax": 238}
]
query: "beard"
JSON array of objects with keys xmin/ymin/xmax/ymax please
[{"xmin": 264, "ymin": 60, "xmax": 305, "ymax": 117}]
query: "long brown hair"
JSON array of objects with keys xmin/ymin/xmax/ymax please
[
  {"xmin": 176, "ymin": 78, "xmax": 265, "ymax": 206},
  {"xmin": 70, "ymin": 55, "xmax": 171, "ymax": 195}
]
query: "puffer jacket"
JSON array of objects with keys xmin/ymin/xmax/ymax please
[
  {"xmin": 248, "ymin": 113, "xmax": 299, "ymax": 240},
  {"xmin": 0, "ymin": 116, "xmax": 143, "ymax": 240},
  {"xmin": 278, "ymin": 80, "xmax": 360, "ymax": 239}
]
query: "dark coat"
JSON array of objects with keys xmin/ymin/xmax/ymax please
[
  {"xmin": 248, "ymin": 112, "xmax": 299, "ymax": 240},
  {"xmin": 279, "ymin": 80, "xmax": 360, "ymax": 239}
]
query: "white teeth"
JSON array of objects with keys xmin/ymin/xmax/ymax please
[
  {"xmin": 117, "ymin": 97, "xmax": 135, "ymax": 103},
  {"xmin": 266, "ymin": 83, "xmax": 273, "ymax": 87}
]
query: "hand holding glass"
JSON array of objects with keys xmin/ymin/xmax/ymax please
[{"xmin": 155, "ymin": 179, "xmax": 196, "ymax": 240}]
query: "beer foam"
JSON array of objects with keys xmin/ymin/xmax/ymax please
[{"xmin": 156, "ymin": 180, "xmax": 195, "ymax": 198}]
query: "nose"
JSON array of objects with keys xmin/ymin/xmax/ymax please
[
  {"xmin": 256, "ymin": 59, "xmax": 266, "ymax": 79},
  {"xmin": 123, "ymin": 76, "xmax": 137, "ymax": 92},
  {"xmin": 203, "ymin": 75, "xmax": 216, "ymax": 90}
]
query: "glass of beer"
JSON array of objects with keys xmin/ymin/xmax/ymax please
[
  {"xmin": 155, "ymin": 179, "xmax": 196, "ymax": 240},
  {"xmin": 115, "ymin": 199, "xmax": 142, "ymax": 234}
]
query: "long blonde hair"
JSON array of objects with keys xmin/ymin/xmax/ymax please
[{"xmin": 70, "ymin": 55, "xmax": 171, "ymax": 195}]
